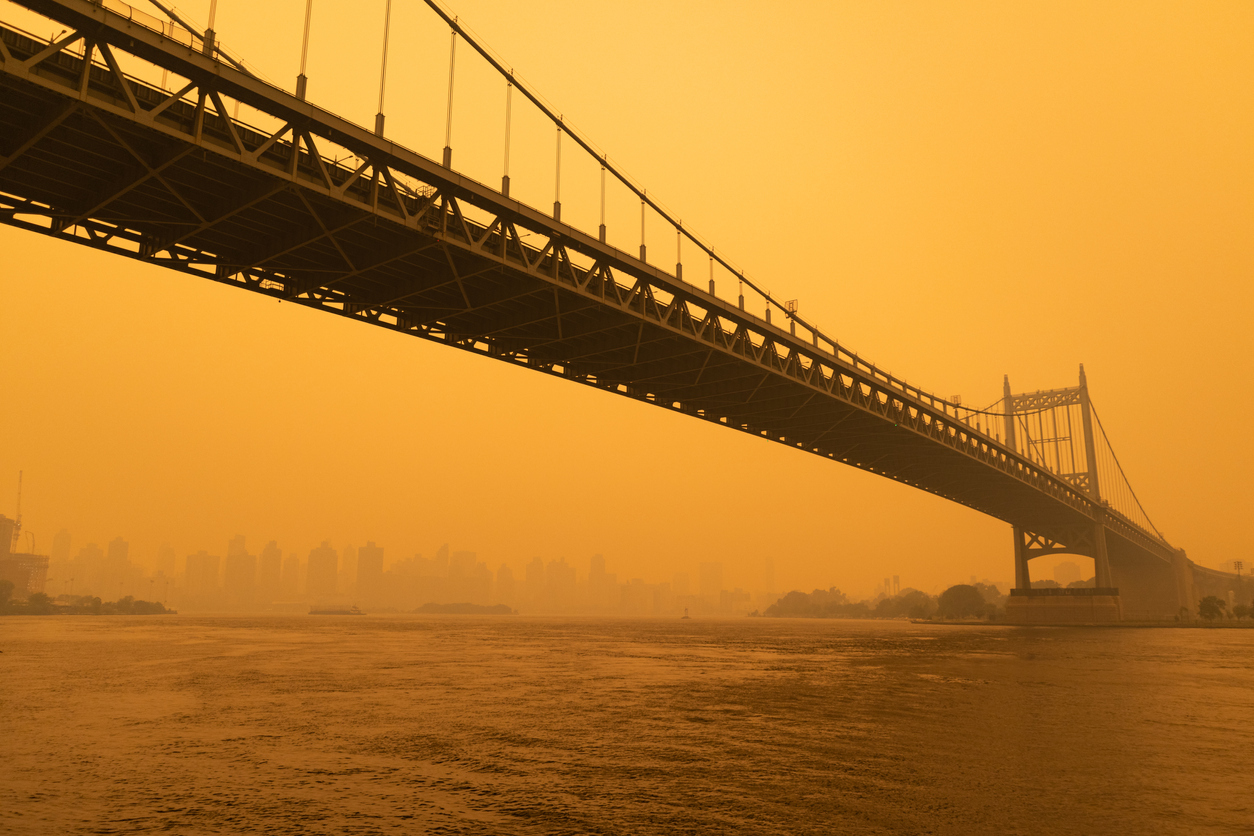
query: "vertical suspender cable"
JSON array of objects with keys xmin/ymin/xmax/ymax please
[
  {"xmin": 639, "ymin": 195, "xmax": 646, "ymax": 262},
  {"xmin": 161, "ymin": 20, "xmax": 171, "ymax": 88},
  {"xmin": 598, "ymin": 158, "xmax": 606, "ymax": 242},
  {"xmin": 443, "ymin": 28, "xmax": 457, "ymax": 168},
  {"xmin": 203, "ymin": 0, "xmax": 218, "ymax": 55},
  {"xmin": 708, "ymin": 255, "xmax": 714, "ymax": 296},
  {"xmin": 553, "ymin": 123, "xmax": 561, "ymax": 220},
  {"xmin": 374, "ymin": 0, "xmax": 391, "ymax": 136},
  {"xmin": 1066, "ymin": 402, "xmax": 1077, "ymax": 477},
  {"xmin": 501, "ymin": 79, "xmax": 512, "ymax": 196},
  {"xmin": 676, "ymin": 226, "xmax": 682, "ymax": 280},
  {"xmin": 296, "ymin": 0, "xmax": 313, "ymax": 100}
]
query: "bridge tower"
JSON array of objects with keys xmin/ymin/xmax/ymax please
[{"xmin": 1003, "ymin": 367, "xmax": 1121, "ymax": 622}]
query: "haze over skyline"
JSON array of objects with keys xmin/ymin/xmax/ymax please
[{"xmin": 2, "ymin": 0, "xmax": 1251, "ymax": 596}]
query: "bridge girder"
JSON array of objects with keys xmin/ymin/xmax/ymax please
[{"xmin": 0, "ymin": 0, "xmax": 1176, "ymax": 569}]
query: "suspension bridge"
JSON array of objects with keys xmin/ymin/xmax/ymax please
[{"xmin": 0, "ymin": 0, "xmax": 1225, "ymax": 620}]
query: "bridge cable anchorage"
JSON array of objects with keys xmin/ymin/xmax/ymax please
[
  {"xmin": 443, "ymin": 26, "xmax": 457, "ymax": 167},
  {"xmin": 416, "ymin": 0, "xmax": 805, "ymax": 336},
  {"xmin": 296, "ymin": 0, "xmax": 313, "ymax": 100},
  {"xmin": 374, "ymin": 0, "xmax": 392, "ymax": 136}
]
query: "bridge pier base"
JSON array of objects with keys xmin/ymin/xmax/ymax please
[
  {"xmin": 1006, "ymin": 589, "xmax": 1123, "ymax": 624},
  {"xmin": 1007, "ymin": 523, "xmax": 1124, "ymax": 623},
  {"xmin": 1012, "ymin": 525, "xmax": 1031, "ymax": 590},
  {"xmin": 1093, "ymin": 522, "xmax": 1113, "ymax": 588}
]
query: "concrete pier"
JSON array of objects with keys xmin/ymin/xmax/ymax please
[{"xmin": 1005, "ymin": 588, "xmax": 1122, "ymax": 624}]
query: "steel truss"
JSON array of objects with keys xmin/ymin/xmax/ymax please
[{"xmin": 0, "ymin": 0, "xmax": 1174, "ymax": 567}]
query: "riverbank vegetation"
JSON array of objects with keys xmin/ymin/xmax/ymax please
[
  {"xmin": 0, "ymin": 581, "xmax": 173, "ymax": 615},
  {"xmin": 760, "ymin": 583, "xmax": 1007, "ymax": 621}
]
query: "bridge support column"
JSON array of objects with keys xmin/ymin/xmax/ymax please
[
  {"xmin": 1093, "ymin": 522, "xmax": 1113, "ymax": 589},
  {"xmin": 1013, "ymin": 525, "xmax": 1031, "ymax": 591},
  {"xmin": 1172, "ymin": 549, "xmax": 1196, "ymax": 619}
]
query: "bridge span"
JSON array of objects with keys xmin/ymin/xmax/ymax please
[{"xmin": 0, "ymin": 0, "xmax": 1213, "ymax": 619}]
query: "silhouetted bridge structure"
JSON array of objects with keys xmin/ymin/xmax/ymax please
[{"xmin": 0, "ymin": 0, "xmax": 1228, "ymax": 620}]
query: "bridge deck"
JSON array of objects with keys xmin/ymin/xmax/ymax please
[{"xmin": 0, "ymin": 0, "xmax": 1174, "ymax": 570}]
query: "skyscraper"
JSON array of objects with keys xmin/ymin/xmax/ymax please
[
  {"xmin": 280, "ymin": 552, "xmax": 300, "ymax": 597},
  {"xmin": 155, "ymin": 544, "xmax": 177, "ymax": 578},
  {"xmin": 185, "ymin": 551, "xmax": 220, "ymax": 597},
  {"xmin": 51, "ymin": 529, "xmax": 71, "ymax": 562},
  {"xmin": 222, "ymin": 536, "xmax": 256, "ymax": 603},
  {"xmin": 257, "ymin": 541, "xmax": 282, "ymax": 603},
  {"xmin": 306, "ymin": 542, "xmax": 338, "ymax": 600},
  {"xmin": 356, "ymin": 542, "xmax": 384, "ymax": 601},
  {"xmin": 699, "ymin": 562, "xmax": 723, "ymax": 601}
]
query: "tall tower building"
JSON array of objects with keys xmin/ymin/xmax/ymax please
[
  {"xmin": 280, "ymin": 552, "xmax": 300, "ymax": 597},
  {"xmin": 155, "ymin": 544, "xmax": 177, "ymax": 578},
  {"xmin": 51, "ymin": 529, "xmax": 71, "ymax": 562},
  {"xmin": 699, "ymin": 562, "xmax": 724, "ymax": 601},
  {"xmin": 356, "ymin": 542, "xmax": 384, "ymax": 601},
  {"xmin": 257, "ymin": 541, "xmax": 282, "ymax": 602},
  {"xmin": 306, "ymin": 542, "xmax": 338, "ymax": 600},
  {"xmin": 222, "ymin": 535, "xmax": 257, "ymax": 602},
  {"xmin": 185, "ymin": 551, "xmax": 221, "ymax": 597}
]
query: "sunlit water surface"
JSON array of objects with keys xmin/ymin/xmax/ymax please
[{"xmin": 2, "ymin": 616, "xmax": 1252, "ymax": 834}]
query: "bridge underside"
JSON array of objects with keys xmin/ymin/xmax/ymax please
[{"xmin": 0, "ymin": 2, "xmax": 1177, "ymax": 582}]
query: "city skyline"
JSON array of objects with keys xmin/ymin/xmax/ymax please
[
  {"xmin": 3, "ymin": 0, "xmax": 1250, "ymax": 604},
  {"xmin": 23, "ymin": 508, "xmax": 1035, "ymax": 610}
]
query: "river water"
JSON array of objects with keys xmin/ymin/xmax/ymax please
[{"xmin": 2, "ymin": 616, "xmax": 1251, "ymax": 835}]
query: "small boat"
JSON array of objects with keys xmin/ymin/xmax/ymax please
[{"xmin": 309, "ymin": 605, "xmax": 365, "ymax": 615}]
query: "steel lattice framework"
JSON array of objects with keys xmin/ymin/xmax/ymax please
[{"xmin": 0, "ymin": 0, "xmax": 1180, "ymax": 584}]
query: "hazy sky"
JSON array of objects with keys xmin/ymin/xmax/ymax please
[{"xmin": 2, "ymin": 0, "xmax": 1251, "ymax": 596}]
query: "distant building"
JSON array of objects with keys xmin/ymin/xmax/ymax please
[
  {"xmin": 257, "ymin": 541, "xmax": 282, "ymax": 602},
  {"xmin": 222, "ymin": 552, "xmax": 257, "ymax": 601},
  {"xmin": 494, "ymin": 563, "xmax": 516, "ymax": 607},
  {"xmin": 546, "ymin": 559, "xmax": 577, "ymax": 608},
  {"xmin": 672, "ymin": 572, "xmax": 691, "ymax": 597},
  {"xmin": 339, "ymin": 544, "xmax": 357, "ymax": 594},
  {"xmin": 185, "ymin": 551, "xmax": 221, "ymax": 596},
  {"xmin": 51, "ymin": 529, "xmax": 71, "ymax": 562},
  {"xmin": 307, "ymin": 542, "xmax": 338, "ymax": 599},
  {"xmin": 74, "ymin": 543, "xmax": 105, "ymax": 596},
  {"xmin": 0, "ymin": 515, "xmax": 49, "ymax": 596},
  {"xmin": 280, "ymin": 552, "xmax": 301, "ymax": 597},
  {"xmin": 525, "ymin": 556, "xmax": 545, "ymax": 605},
  {"xmin": 699, "ymin": 562, "xmax": 723, "ymax": 601},
  {"xmin": 156, "ymin": 544, "xmax": 178, "ymax": 578},
  {"xmin": 1053, "ymin": 561, "xmax": 1084, "ymax": 587},
  {"xmin": 357, "ymin": 542, "xmax": 384, "ymax": 601}
]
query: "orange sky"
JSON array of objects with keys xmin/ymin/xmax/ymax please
[{"xmin": 2, "ymin": 0, "xmax": 1251, "ymax": 596}]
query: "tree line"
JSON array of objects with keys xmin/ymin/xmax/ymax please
[
  {"xmin": 0, "ymin": 581, "xmax": 172, "ymax": 615},
  {"xmin": 761, "ymin": 583, "xmax": 1002, "ymax": 621}
]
